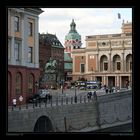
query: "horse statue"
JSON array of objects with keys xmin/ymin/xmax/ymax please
[{"xmin": 45, "ymin": 58, "xmax": 57, "ymax": 73}]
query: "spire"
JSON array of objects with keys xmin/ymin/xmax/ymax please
[{"xmin": 69, "ymin": 19, "xmax": 77, "ymax": 33}]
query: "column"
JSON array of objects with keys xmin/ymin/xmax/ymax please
[
  {"xmin": 115, "ymin": 76, "xmax": 117, "ymax": 87},
  {"xmin": 96, "ymin": 53, "xmax": 99, "ymax": 72},
  {"xmin": 34, "ymin": 17, "xmax": 39, "ymax": 68},
  {"xmin": 24, "ymin": 15, "xmax": 28, "ymax": 66},
  {"xmin": 98, "ymin": 54, "xmax": 100, "ymax": 72},
  {"xmin": 85, "ymin": 53, "xmax": 88, "ymax": 73},
  {"xmin": 122, "ymin": 52, "xmax": 124, "ymax": 72},
  {"xmin": 10, "ymin": 15, "xmax": 15, "ymax": 65},
  {"xmin": 120, "ymin": 76, "xmax": 122, "ymax": 88},
  {"xmin": 21, "ymin": 13, "xmax": 25, "ymax": 66}
]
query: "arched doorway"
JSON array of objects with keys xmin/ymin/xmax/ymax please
[{"xmin": 34, "ymin": 116, "xmax": 53, "ymax": 132}]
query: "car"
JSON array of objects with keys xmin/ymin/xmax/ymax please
[{"xmin": 27, "ymin": 89, "xmax": 50, "ymax": 103}]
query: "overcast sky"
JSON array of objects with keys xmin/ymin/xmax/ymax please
[{"xmin": 39, "ymin": 8, "xmax": 132, "ymax": 48}]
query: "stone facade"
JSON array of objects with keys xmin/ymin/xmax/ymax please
[
  {"xmin": 8, "ymin": 90, "xmax": 132, "ymax": 132},
  {"xmin": 8, "ymin": 8, "xmax": 43, "ymax": 105},
  {"xmin": 72, "ymin": 22, "xmax": 132, "ymax": 88}
]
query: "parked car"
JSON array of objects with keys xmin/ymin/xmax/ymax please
[{"xmin": 27, "ymin": 89, "xmax": 50, "ymax": 103}]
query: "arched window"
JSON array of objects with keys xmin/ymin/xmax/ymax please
[
  {"xmin": 28, "ymin": 74, "xmax": 34, "ymax": 94},
  {"xmin": 15, "ymin": 72, "xmax": 22, "ymax": 94},
  {"xmin": 126, "ymin": 54, "xmax": 132, "ymax": 72},
  {"xmin": 113, "ymin": 55, "xmax": 121, "ymax": 71},
  {"xmin": 100, "ymin": 55, "xmax": 108, "ymax": 71}
]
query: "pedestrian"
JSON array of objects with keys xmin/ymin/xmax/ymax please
[
  {"xmin": 12, "ymin": 98, "xmax": 17, "ymax": 107},
  {"xmin": 93, "ymin": 91, "xmax": 97, "ymax": 100},
  {"xmin": 105, "ymin": 88, "xmax": 108, "ymax": 94},
  {"xmin": 109, "ymin": 88, "xmax": 111, "ymax": 93}
]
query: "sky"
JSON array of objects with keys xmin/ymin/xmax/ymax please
[{"xmin": 39, "ymin": 8, "xmax": 132, "ymax": 48}]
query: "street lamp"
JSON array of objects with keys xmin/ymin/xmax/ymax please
[
  {"xmin": 61, "ymin": 79, "xmax": 64, "ymax": 94},
  {"xmin": 74, "ymin": 84, "xmax": 77, "ymax": 103},
  {"xmin": 35, "ymin": 81, "xmax": 39, "ymax": 94}
]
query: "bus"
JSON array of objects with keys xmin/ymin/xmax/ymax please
[{"xmin": 86, "ymin": 81, "xmax": 101, "ymax": 89}]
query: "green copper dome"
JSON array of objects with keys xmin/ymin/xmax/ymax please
[{"xmin": 65, "ymin": 19, "xmax": 81, "ymax": 41}]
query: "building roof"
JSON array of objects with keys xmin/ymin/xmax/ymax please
[{"xmin": 39, "ymin": 33, "xmax": 64, "ymax": 49}]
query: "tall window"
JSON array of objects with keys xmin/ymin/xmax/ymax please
[
  {"xmin": 104, "ymin": 62, "xmax": 108, "ymax": 71},
  {"xmin": 28, "ymin": 47, "xmax": 33, "ymax": 63},
  {"xmin": 15, "ymin": 42, "xmax": 20, "ymax": 61},
  {"xmin": 28, "ymin": 22, "xmax": 33, "ymax": 36},
  {"xmin": 28, "ymin": 74, "xmax": 34, "ymax": 94},
  {"xmin": 8, "ymin": 39, "xmax": 11, "ymax": 60},
  {"xmin": 14, "ymin": 16, "xmax": 20, "ymax": 32},
  {"xmin": 15, "ymin": 73, "xmax": 21, "ymax": 94},
  {"xmin": 117, "ymin": 62, "xmax": 121, "ymax": 70},
  {"xmin": 81, "ymin": 64, "xmax": 85, "ymax": 73}
]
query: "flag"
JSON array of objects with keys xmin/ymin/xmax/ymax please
[{"xmin": 118, "ymin": 13, "xmax": 121, "ymax": 19}]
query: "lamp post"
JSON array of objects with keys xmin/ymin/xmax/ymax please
[
  {"xmin": 74, "ymin": 84, "xmax": 77, "ymax": 103},
  {"xmin": 61, "ymin": 79, "xmax": 64, "ymax": 94},
  {"xmin": 35, "ymin": 81, "xmax": 39, "ymax": 94}
]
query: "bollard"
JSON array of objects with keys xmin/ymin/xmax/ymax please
[
  {"xmin": 12, "ymin": 106, "xmax": 13, "ymax": 111},
  {"xmin": 51, "ymin": 99, "xmax": 52, "ymax": 107},
  {"xmin": 61, "ymin": 97, "xmax": 63, "ymax": 105},
  {"xmin": 66, "ymin": 97, "xmax": 68, "ymax": 105},
  {"xmin": 74, "ymin": 96, "xmax": 77, "ymax": 103},
  {"xmin": 56, "ymin": 98, "xmax": 58, "ymax": 106},
  {"xmin": 26, "ymin": 104, "xmax": 28, "ymax": 109},
  {"xmin": 84, "ymin": 96, "xmax": 86, "ymax": 103},
  {"xmin": 80, "ymin": 96, "xmax": 81, "ymax": 103},
  {"xmin": 70, "ymin": 97, "xmax": 71, "ymax": 104}
]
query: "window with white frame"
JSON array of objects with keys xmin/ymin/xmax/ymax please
[
  {"xmin": 28, "ymin": 47, "xmax": 33, "ymax": 63},
  {"xmin": 15, "ymin": 42, "xmax": 20, "ymax": 61},
  {"xmin": 14, "ymin": 16, "xmax": 20, "ymax": 32}
]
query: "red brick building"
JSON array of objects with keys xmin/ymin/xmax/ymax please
[
  {"xmin": 39, "ymin": 33, "xmax": 64, "ymax": 86},
  {"xmin": 8, "ymin": 8, "xmax": 43, "ymax": 105}
]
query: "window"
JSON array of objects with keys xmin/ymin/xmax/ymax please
[
  {"xmin": 28, "ymin": 22, "xmax": 33, "ymax": 36},
  {"xmin": 28, "ymin": 74, "xmax": 34, "ymax": 94},
  {"xmin": 15, "ymin": 42, "xmax": 20, "ymax": 61},
  {"xmin": 15, "ymin": 73, "xmax": 21, "ymax": 94},
  {"xmin": 81, "ymin": 64, "xmax": 85, "ymax": 73},
  {"xmin": 8, "ymin": 39, "xmax": 11, "ymax": 60},
  {"xmin": 117, "ymin": 62, "xmax": 121, "ymax": 70},
  {"xmin": 14, "ymin": 16, "xmax": 20, "ymax": 32},
  {"xmin": 28, "ymin": 47, "xmax": 33, "ymax": 63},
  {"xmin": 104, "ymin": 62, "xmax": 108, "ymax": 71}
]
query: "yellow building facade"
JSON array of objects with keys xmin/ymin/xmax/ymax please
[{"xmin": 72, "ymin": 22, "xmax": 132, "ymax": 88}]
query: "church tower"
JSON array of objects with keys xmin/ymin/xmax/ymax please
[{"xmin": 64, "ymin": 19, "xmax": 82, "ymax": 58}]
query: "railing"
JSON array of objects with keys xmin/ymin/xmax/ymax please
[{"xmin": 8, "ymin": 95, "xmax": 98, "ymax": 111}]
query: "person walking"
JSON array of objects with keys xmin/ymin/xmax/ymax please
[{"xmin": 93, "ymin": 91, "xmax": 97, "ymax": 100}]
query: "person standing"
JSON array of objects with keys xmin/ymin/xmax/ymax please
[
  {"xmin": 93, "ymin": 91, "xmax": 97, "ymax": 100},
  {"xmin": 12, "ymin": 98, "xmax": 17, "ymax": 107}
]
